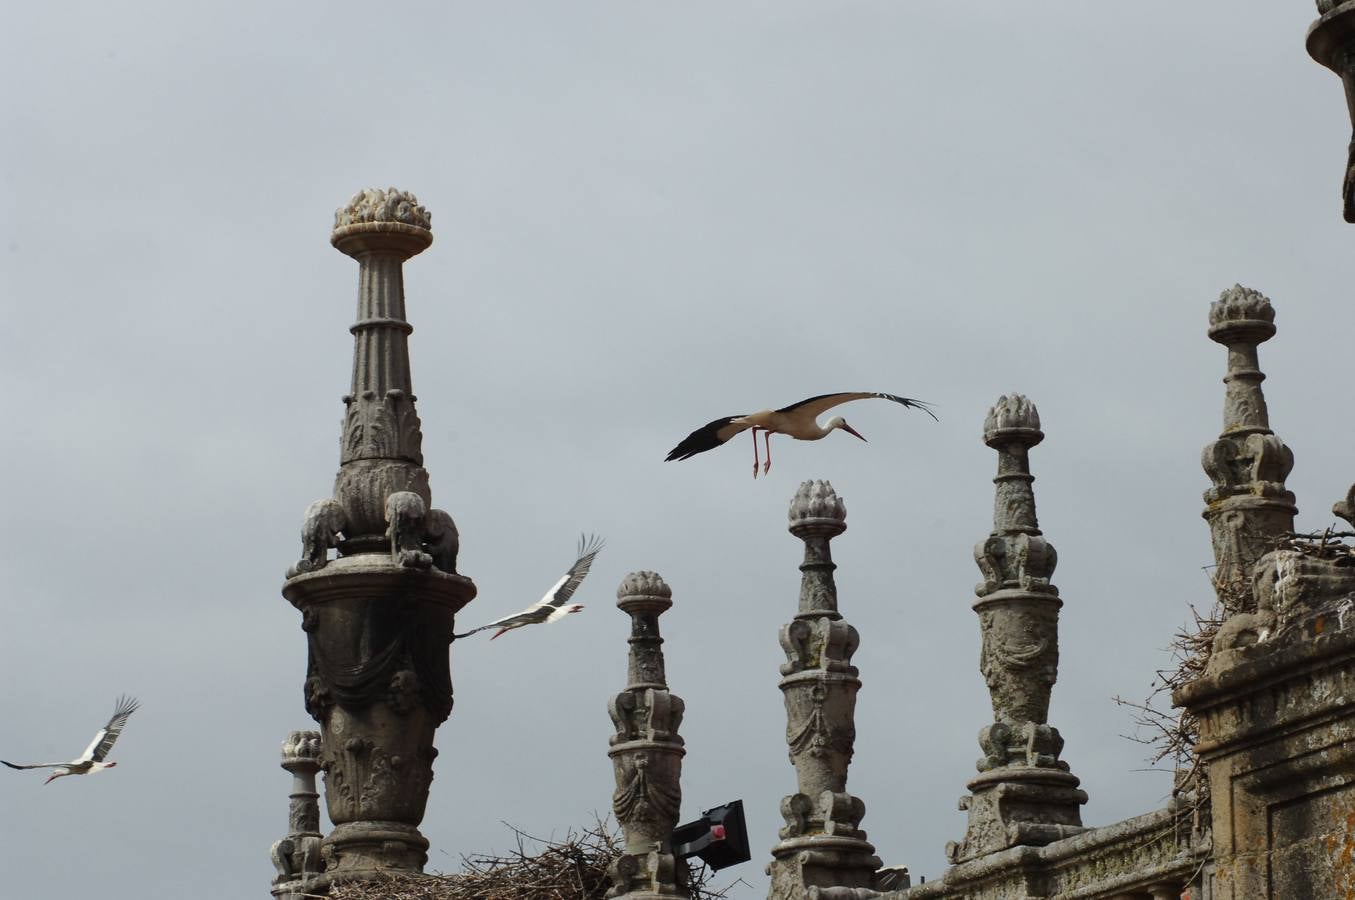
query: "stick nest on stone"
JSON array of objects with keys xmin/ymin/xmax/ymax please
[{"xmin": 327, "ymin": 819, "xmax": 739, "ymax": 900}]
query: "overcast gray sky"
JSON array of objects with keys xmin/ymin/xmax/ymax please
[{"xmin": 3, "ymin": 2, "xmax": 1353, "ymax": 898}]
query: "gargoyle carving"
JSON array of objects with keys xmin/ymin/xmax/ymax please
[{"xmin": 289, "ymin": 499, "xmax": 347, "ymax": 577}]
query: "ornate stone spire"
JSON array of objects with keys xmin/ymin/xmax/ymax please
[
  {"xmin": 269, "ymin": 731, "xmax": 325, "ymax": 900},
  {"xmin": 768, "ymin": 481, "xmax": 882, "ymax": 899},
  {"xmin": 947, "ymin": 395, "xmax": 1086, "ymax": 865},
  {"xmin": 281, "ymin": 189, "xmax": 476, "ymax": 884},
  {"xmin": 1307, "ymin": 2, "xmax": 1355, "ymax": 221},
  {"xmin": 607, "ymin": 571, "xmax": 689, "ymax": 900},
  {"xmin": 1200, "ymin": 286, "xmax": 1296, "ymax": 614}
]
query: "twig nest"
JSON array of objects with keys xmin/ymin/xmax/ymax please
[
  {"xmin": 983, "ymin": 394, "xmax": 1043, "ymax": 448},
  {"xmin": 1208, "ymin": 284, "xmax": 1276, "ymax": 345}
]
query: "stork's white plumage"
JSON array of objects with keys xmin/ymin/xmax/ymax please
[
  {"xmin": 454, "ymin": 534, "xmax": 604, "ymax": 641},
  {"xmin": 2, "ymin": 695, "xmax": 140, "ymax": 785},
  {"xmin": 665, "ymin": 391, "xmax": 936, "ymax": 477}
]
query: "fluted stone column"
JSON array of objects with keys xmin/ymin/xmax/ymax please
[
  {"xmin": 282, "ymin": 189, "xmax": 476, "ymax": 882},
  {"xmin": 270, "ymin": 731, "xmax": 325, "ymax": 900},
  {"xmin": 1200, "ymin": 286, "xmax": 1296, "ymax": 623},
  {"xmin": 947, "ymin": 395, "xmax": 1086, "ymax": 865},
  {"xmin": 607, "ymin": 572, "xmax": 689, "ymax": 900},
  {"xmin": 768, "ymin": 481, "xmax": 881, "ymax": 900},
  {"xmin": 1308, "ymin": 1, "xmax": 1355, "ymax": 222}
]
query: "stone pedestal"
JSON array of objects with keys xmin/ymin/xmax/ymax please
[
  {"xmin": 948, "ymin": 396, "xmax": 1085, "ymax": 865},
  {"xmin": 607, "ymin": 571, "xmax": 690, "ymax": 900},
  {"xmin": 768, "ymin": 481, "xmax": 881, "ymax": 900},
  {"xmin": 281, "ymin": 189, "xmax": 476, "ymax": 885}
]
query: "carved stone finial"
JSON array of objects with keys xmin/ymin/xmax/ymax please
[
  {"xmin": 952, "ymin": 399, "xmax": 1086, "ymax": 865},
  {"xmin": 617, "ymin": 570, "xmax": 673, "ymax": 605},
  {"xmin": 334, "ymin": 188, "xmax": 432, "ymax": 233},
  {"xmin": 770, "ymin": 481, "xmax": 881, "ymax": 897},
  {"xmin": 983, "ymin": 393, "xmax": 1043, "ymax": 447},
  {"xmin": 789, "ymin": 479, "xmax": 847, "ymax": 531},
  {"xmin": 279, "ymin": 191, "xmax": 477, "ymax": 887},
  {"xmin": 1199, "ymin": 286, "xmax": 1296, "ymax": 615},
  {"xmin": 607, "ymin": 571, "xmax": 688, "ymax": 900},
  {"xmin": 271, "ymin": 730, "xmax": 326, "ymax": 900},
  {"xmin": 281, "ymin": 730, "xmax": 322, "ymax": 769}
]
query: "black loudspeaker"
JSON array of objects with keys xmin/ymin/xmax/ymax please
[{"xmin": 671, "ymin": 799, "xmax": 751, "ymax": 871}]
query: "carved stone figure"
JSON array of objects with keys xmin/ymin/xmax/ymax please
[
  {"xmin": 290, "ymin": 499, "xmax": 348, "ymax": 577},
  {"xmin": 424, "ymin": 508, "xmax": 459, "ymax": 573},
  {"xmin": 385, "ymin": 490, "xmax": 432, "ymax": 568}
]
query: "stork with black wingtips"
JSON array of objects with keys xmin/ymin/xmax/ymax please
[
  {"xmin": 454, "ymin": 534, "xmax": 604, "ymax": 640},
  {"xmin": 3, "ymin": 696, "xmax": 140, "ymax": 785},
  {"xmin": 665, "ymin": 391, "xmax": 936, "ymax": 477}
]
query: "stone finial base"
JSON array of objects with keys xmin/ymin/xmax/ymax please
[
  {"xmin": 768, "ymin": 833, "xmax": 882, "ymax": 900},
  {"xmin": 946, "ymin": 766, "xmax": 1087, "ymax": 864},
  {"xmin": 607, "ymin": 847, "xmax": 690, "ymax": 900}
]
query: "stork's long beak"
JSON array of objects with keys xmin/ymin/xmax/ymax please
[{"xmin": 842, "ymin": 423, "xmax": 867, "ymax": 442}]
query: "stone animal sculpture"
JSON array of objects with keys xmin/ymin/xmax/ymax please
[
  {"xmin": 424, "ymin": 508, "xmax": 459, "ymax": 574},
  {"xmin": 385, "ymin": 491, "xmax": 432, "ymax": 568},
  {"xmin": 290, "ymin": 498, "xmax": 347, "ymax": 577}
]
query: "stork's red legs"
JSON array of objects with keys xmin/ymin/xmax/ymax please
[
  {"xmin": 751, "ymin": 427, "xmax": 761, "ymax": 478},
  {"xmin": 763, "ymin": 431, "xmax": 772, "ymax": 475}
]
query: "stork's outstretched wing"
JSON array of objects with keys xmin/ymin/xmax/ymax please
[
  {"xmin": 453, "ymin": 534, "xmax": 605, "ymax": 639},
  {"xmin": 776, "ymin": 392, "xmax": 937, "ymax": 422},
  {"xmin": 1, "ymin": 760, "xmax": 68, "ymax": 771},
  {"xmin": 78, "ymin": 695, "xmax": 139, "ymax": 763},
  {"xmin": 665, "ymin": 416, "xmax": 753, "ymax": 461}
]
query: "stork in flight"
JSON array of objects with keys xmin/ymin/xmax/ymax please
[
  {"xmin": 454, "ymin": 534, "xmax": 604, "ymax": 640},
  {"xmin": 665, "ymin": 391, "xmax": 936, "ymax": 477},
  {"xmin": 2, "ymin": 695, "xmax": 140, "ymax": 785}
]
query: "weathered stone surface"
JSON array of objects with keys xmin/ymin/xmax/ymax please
[
  {"xmin": 948, "ymin": 396, "xmax": 1086, "ymax": 866},
  {"xmin": 899, "ymin": 806, "xmax": 1202, "ymax": 899},
  {"xmin": 281, "ymin": 190, "xmax": 476, "ymax": 885},
  {"xmin": 607, "ymin": 571, "xmax": 690, "ymax": 900},
  {"xmin": 1200, "ymin": 286, "xmax": 1297, "ymax": 625},
  {"xmin": 270, "ymin": 730, "xmax": 326, "ymax": 900},
  {"xmin": 1308, "ymin": 4, "xmax": 1355, "ymax": 220},
  {"xmin": 769, "ymin": 482, "xmax": 882, "ymax": 900}
]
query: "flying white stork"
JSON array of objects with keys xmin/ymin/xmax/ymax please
[
  {"xmin": 454, "ymin": 534, "xmax": 604, "ymax": 640},
  {"xmin": 665, "ymin": 391, "xmax": 937, "ymax": 477},
  {"xmin": 2, "ymin": 695, "xmax": 140, "ymax": 785}
]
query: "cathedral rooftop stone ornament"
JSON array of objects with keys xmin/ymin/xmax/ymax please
[
  {"xmin": 270, "ymin": 730, "xmax": 325, "ymax": 900},
  {"xmin": 281, "ymin": 189, "xmax": 476, "ymax": 884},
  {"xmin": 607, "ymin": 571, "xmax": 690, "ymax": 900},
  {"xmin": 768, "ymin": 481, "xmax": 882, "ymax": 900},
  {"xmin": 947, "ymin": 395, "xmax": 1086, "ymax": 865},
  {"xmin": 1200, "ymin": 286, "xmax": 1296, "ymax": 655}
]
